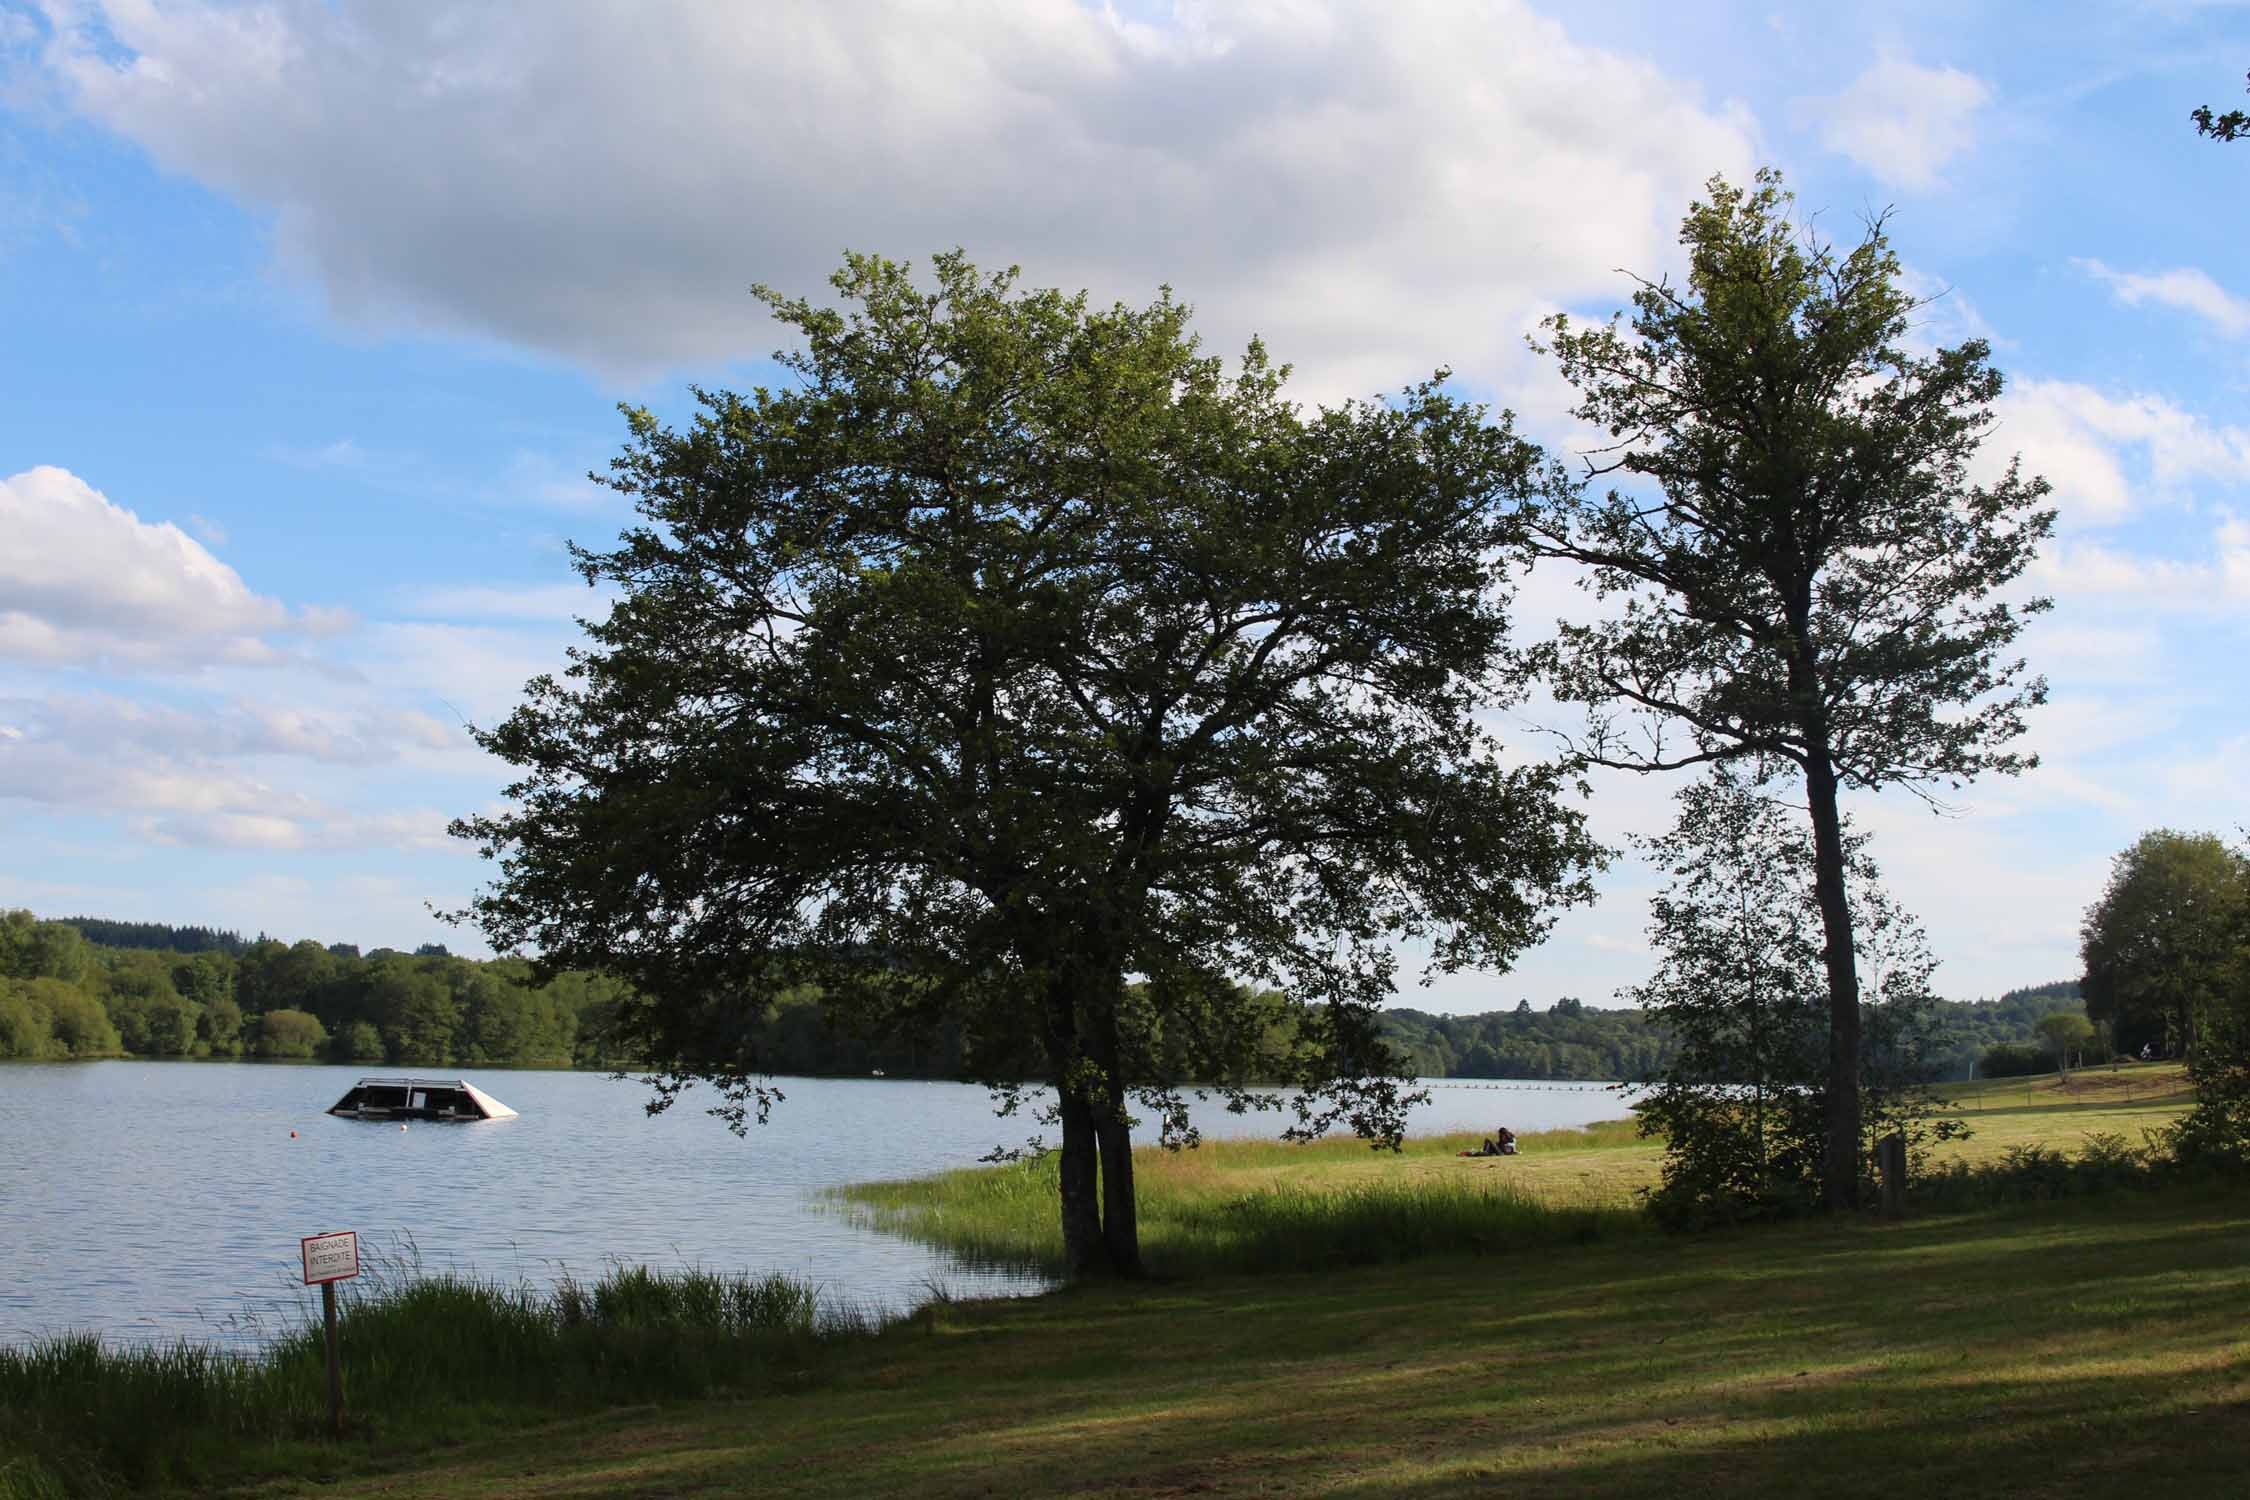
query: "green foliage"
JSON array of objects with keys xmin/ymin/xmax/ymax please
[
  {"xmin": 450, "ymin": 250, "xmax": 1604, "ymax": 1274},
  {"xmin": 0, "ymin": 913, "xmax": 93, "ymax": 987},
  {"xmin": 2193, "ymin": 72, "xmax": 2250, "ymax": 140},
  {"xmin": 2036, "ymin": 1012, "xmax": 2096, "ymax": 1072},
  {"xmin": 0, "ymin": 977, "xmax": 120, "ymax": 1059},
  {"xmin": 1628, "ymin": 774, "xmax": 1963, "ymax": 1228},
  {"xmin": 1378, "ymin": 1000, "xmax": 1673, "ymax": 1080},
  {"xmin": 2160, "ymin": 841, "xmax": 2250, "ymax": 1166},
  {"xmin": 1919, "ymin": 981, "xmax": 2086, "ymax": 1078},
  {"xmin": 57, "ymin": 917, "xmax": 247, "ymax": 956},
  {"xmin": 194, "ymin": 993, "xmax": 244, "ymax": 1058},
  {"xmin": 0, "ymin": 911, "xmax": 608, "ymax": 1072},
  {"xmin": 33, "ymin": 981, "xmax": 119, "ymax": 1058},
  {"xmin": 1912, "ymin": 1131, "xmax": 2176, "ymax": 1210},
  {"xmin": 1976, "ymin": 1042, "xmax": 2049, "ymax": 1080},
  {"xmin": 2080, "ymin": 829, "xmax": 2247, "ymax": 1059},
  {"xmin": 250, "ymin": 1008, "xmax": 328, "ymax": 1060},
  {"xmin": 337, "ymin": 1021, "xmax": 385, "ymax": 1061},
  {"xmin": 1526, "ymin": 169, "xmax": 2052, "ymax": 1211}
]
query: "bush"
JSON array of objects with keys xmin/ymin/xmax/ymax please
[
  {"xmin": 333, "ymin": 1022, "xmax": 384, "ymax": 1062},
  {"xmin": 1976, "ymin": 1042, "xmax": 2048, "ymax": 1079},
  {"xmin": 1911, "ymin": 1131, "xmax": 2172, "ymax": 1209},
  {"xmin": 251, "ymin": 1008, "xmax": 328, "ymax": 1059}
]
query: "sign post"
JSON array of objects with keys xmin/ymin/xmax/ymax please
[{"xmin": 301, "ymin": 1231, "xmax": 359, "ymax": 1437}]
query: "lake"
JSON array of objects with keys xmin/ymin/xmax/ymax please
[{"xmin": 0, "ymin": 1061, "xmax": 1640, "ymax": 1348}]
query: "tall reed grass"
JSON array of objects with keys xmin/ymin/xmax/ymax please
[{"xmin": 0, "ymin": 1260, "xmax": 862, "ymax": 1499}]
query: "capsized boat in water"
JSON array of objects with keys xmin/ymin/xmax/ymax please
[{"xmin": 326, "ymin": 1077, "xmax": 518, "ymax": 1122}]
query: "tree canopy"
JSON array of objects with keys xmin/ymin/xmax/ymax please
[
  {"xmin": 452, "ymin": 252, "xmax": 1604, "ymax": 1274},
  {"xmin": 2035, "ymin": 1012, "xmax": 2095, "ymax": 1074},
  {"xmin": 1524, "ymin": 170, "xmax": 2053, "ymax": 1209},
  {"xmin": 2081, "ymin": 830, "xmax": 2248, "ymax": 1059}
]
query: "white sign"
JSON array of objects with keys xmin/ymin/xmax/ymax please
[{"xmin": 301, "ymin": 1230, "xmax": 360, "ymax": 1285}]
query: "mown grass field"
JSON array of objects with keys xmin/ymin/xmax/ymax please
[{"xmin": 253, "ymin": 1183, "xmax": 2250, "ymax": 1500}]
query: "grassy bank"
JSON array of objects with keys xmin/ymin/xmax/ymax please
[
  {"xmin": 0, "ymin": 1262, "xmax": 863, "ymax": 1498},
  {"xmin": 238, "ymin": 1182, "xmax": 2250, "ymax": 1499},
  {"xmin": 834, "ymin": 1066, "xmax": 2197, "ymax": 1274},
  {"xmin": 834, "ymin": 1119, "xmax": 1652, "ymax": 1276}
]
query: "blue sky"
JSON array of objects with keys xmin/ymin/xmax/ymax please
[{"xmin": 1, "ymin": 0, "xmax": 2244, "ymax": 1011}]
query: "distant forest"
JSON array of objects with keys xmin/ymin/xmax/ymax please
[{"xmin": 0, "ymin": 911, "xmax": 2085, "ymax": 1083}]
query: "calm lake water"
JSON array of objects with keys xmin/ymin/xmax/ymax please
[{"xmin": 0, "ymin": 1061, "xmax": 1639, "ymax": 1348}]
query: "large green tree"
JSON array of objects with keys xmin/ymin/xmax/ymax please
[
  {"xmin": 1524, "ymin": 171, "xmax": 2053, "ymax": 1210},
  {"xmin": 452, "ymin": 252, "xmax": 1603, "ymax": 1275},
  {"xmin": 2081, "ymin": 830, "xmax": 2248, "ymax": 1059}
]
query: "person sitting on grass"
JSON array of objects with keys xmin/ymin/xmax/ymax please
[{"xmin": 1494, "ymin": 1127, "xmax": 1517, "ymax": 1155}]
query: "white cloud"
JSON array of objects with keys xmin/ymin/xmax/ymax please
[
  {"xmin": 398, "ymin": 582, "xmax": 610, "ymax": 624},
  {"xmin": 0, "ymin": 730, "xmax": 316, "ymax": 819},
  {"xmin": 0, "ymin": 465, "xmax": 339, "ymax": 669},
  {"xmin": 0, "ymin": 723, "xmax": 459, "ymax": 853},
  {"xmin": 1982, "ymin": 380, "xmax": 2250, "ymax": 528},
  {"xmin": 339, "ymin": 620, "xmax": 587, "ymax": 727},
  {"xmin": 1807, "ymin": 54, "xmax": 1991, "ymax": 193},
  {"xmin": 494, "ymin": 450, "xmax": 616, "ymax": 513},
  {"xmin": 2029, "ymin": 518, "xmax": 2250, "ymax": 616},
  {"xmin": 2074, "ymin": 259, "xmax": 2250, "ymax": 339},
  {"xmin": 0, "ymin": 692, "xmax": 467, "ymax": 765},
  {"xmin": 36, "ymin": 0, "xmax": 1757, "ymax": 397},
  {"xmin": 130, "ymin": 807, "xmax": 455, "ymax": 853}
]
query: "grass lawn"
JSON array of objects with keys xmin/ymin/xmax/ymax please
[
  {"xmin": 257, "ymin": 1183, "xmax": 2250, "ymax": 1499},
  {"xmin": 839, "ymin": 1061, "xmax": 2200, "ymax": 1258}
]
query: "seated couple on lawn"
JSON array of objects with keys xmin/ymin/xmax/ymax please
[{"xmin": 1478, "ymin": 1127, "xmax": 1518, "ymax": 1157}]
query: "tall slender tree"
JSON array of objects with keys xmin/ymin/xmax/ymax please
[
  {"xmin": 452, "ymin": 252, "xmax": 1603, "ymax": 1274},
  {"xmin": 1525, "ymin": 171, "xmax": 2053, "ymax": 1210}
]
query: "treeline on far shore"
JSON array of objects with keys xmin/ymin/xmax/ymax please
[
  {"xmin": 1380, "ymin": 982, "xmax": 2089, "ymax": 1085},
  {"xmin": 2, "ymin": 911, "xmax": 2087, "ymax": 1082}
]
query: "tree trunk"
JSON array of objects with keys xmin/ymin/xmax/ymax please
[
  {"xmin": 1054, "ymin": 1075, "xmax": 1108, "ymax": 1275},
  {"xmin": 1088, "ymin": 988, "xmax": 1143, "ymax": 1275},
  {"xmin": 1097, "ymin": 1110, "xmax": 1141, "ymax": 1276},
  {"xmin": 1804, "ymin": 754, "xmax": 1863, "ymax": 1213},
  {"xmin": 1046, "ymin": 984, "xmax": 1108, "ymax": 1276}
]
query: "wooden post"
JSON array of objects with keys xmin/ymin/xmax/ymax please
[
  {"xmin": 323, "ymin": 1280, "xmax": 344, "ymax": 1437},
  {"xmin": 1878, "ymin": 1132, "xmax": 1906, "ymax": 1220}
]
